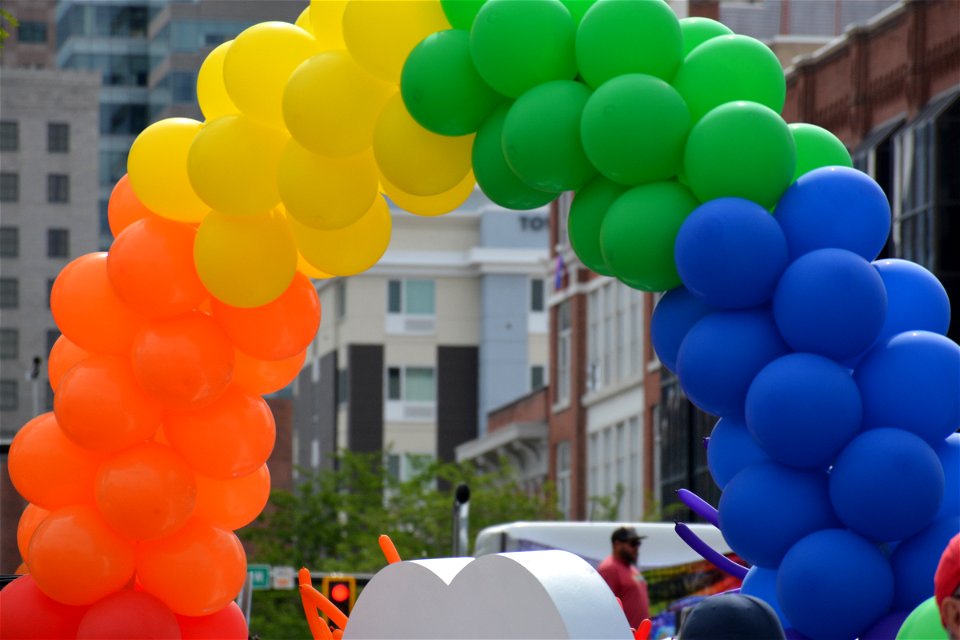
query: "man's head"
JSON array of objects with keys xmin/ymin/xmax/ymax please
[
  {"xmin": 936, "ymin": 533, "xmax": 960, "ymax": 639},
  {"xmin": 611, "ymin": 526, "xmax": 644, "ymax": 565},
  {"xmin": 677, "ymin": 594, "xmax": 785, "ymax": 640}
]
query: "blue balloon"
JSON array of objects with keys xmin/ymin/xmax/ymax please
[
  {"xmin": 777, "ymin": 529, "xmax": 894, "ymax": 640},
  {"xmin": 741, "ymin": 566, "xmax": 788, "ymax": 627},
  {"xmin": 829, "ymin": 428, "xmax": 944, "ymax": 542},
  {"xmin": 746, "ymin": 353, "xmax": 862, "ymax": 468},
  {"xmin": 707, "ymin": 417, "xmax": 770, "ymax": 489},
  {"xmin": 934, "ymin": 434, "xmax": 960, "ymax": 518},
  {"xmin": 855, "ymin": 330, "xmax": 960, "ymax": 446},
  {"xmin": 718, "ymin": 462, "xmax": 839, "ymax": 568},
  {"xmin": 774, "ymin": 166, "xmax": 890, "ymax": 262},
  {"xmin": 889, "ymin": 515, "xmax": 960, "ymax": 611},
  {"xmin": 677, "ymin": 308, "xmax": 789, "ymax": 420},
  {"xmin": 773, "ymin": 248, "xmax": 887, "ymax": 362},
  {"xmin": 873, "ymin": 259, "xmax": 951, "ymax": 345},
  {"xmin": 675, "ymin": 197, "xmax": 789, "ymax": 309},
  {"xmin": 651, "ymin": 286, "xmax": 713, "ymax": 373}
]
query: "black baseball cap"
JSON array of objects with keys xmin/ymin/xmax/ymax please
[
  {"xmin": 611, "ymin": 526, "xmax": 646, "ymax": 544},
  {"xmin": 677, "ymin": 594, "xmax": 786, "ymax": 640}
]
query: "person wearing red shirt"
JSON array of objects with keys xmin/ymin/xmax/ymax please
[
  {"xmin": 936, "ymin": 533, "xmax": 960, "ymax": 640},
  {"xmin": 598, "ymin": 526, "xmax": 651, "ymax": 629}
]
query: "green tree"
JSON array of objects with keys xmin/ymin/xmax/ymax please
[
  {"xmin": 0, "ymin": 9, "xmax": 18, "ymax": 48},
  {"xmin": 241, "ymin": 451, "xmax": 559, "ymax": 638}
]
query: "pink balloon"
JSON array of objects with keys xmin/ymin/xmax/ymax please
[{"xmin": 77, "ymin": 589, "xmax": 182, "ymax": 639}]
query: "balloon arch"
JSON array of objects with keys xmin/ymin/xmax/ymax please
[{"xmin": 3, "ymin": 1, "xmax": 958, "ymax": 639}]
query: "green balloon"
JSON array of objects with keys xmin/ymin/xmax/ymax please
[
  {"xmin": 576, "ymin": 0, "xmax": 683, "ymax": 89},
  {"xmin": 673, "ymin": 34, "xmax": 786, "ymax": 122},
  {"xmin": 502, "ymin": 80, "xmax": 596, "ymax": 192},
  {"xmin": 600, "ymin": 180, "xmax": 698, "ymax": 291},
  {"xmin": 470, "ymin": 0, "xmax": 577, "ymax": 98},
  {"xmin": 679, "ymin": 17, "xmax": 733, "ymax": 57},
  {"xmin": 473, "ymin": 106, "xmax": 559, "ymax": 210},
  {"xmin": 568, "ymin": 176, "xmax": 626, "ymax": 275},
  {"xmin": 561, "ymin": 0, "xmax": 595, "ymax": 24},
  {"xmin": 790, "ymin": 122, "xmax": 853, "ymax": 181},
  {"xmin": 401, "ymin": 30, "xmax": 504, "ymax": 136},
  {"xmin": 684, "ymin": 101, "xmax": 796, "ymax": 209},
  {"xmin": 896, "ymin": 597, "xmax": 948, "ymax": 639},
  {"xmin": 440, "ymin": 0, "xmax": 486, "ymax": 30},
  {"xmin": 581, "ymin": 73, "xmax": 690, "ymax": 185}
]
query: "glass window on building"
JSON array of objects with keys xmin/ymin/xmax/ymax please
[
  {"xmin": 530, "ymin": 278, "xmax": 545, "ymax": 312},
  {"xmin": 530, "ymin": 365, "xmax": 545, "ymax": 390},
  {"xmin": 386, "ymin": 366, "xmax": 436, "ymax": 403},
  {"xmin": 0, "ymin": 227, "xmax": 19, "ymax": 258},
  {"xmin": 46, "ymin": 330, "xmax": 60, "ymax": 355},
  {"xmin": 0, "ymin": 278, "xmax": 19, "ymax": 309},
  {"xmin": 171, "ymin": 72, "xmax": 196, "ymax": 104},
  {"xmin": 1, "ymin": 173, "xmax": 19, "ymax": 203},
  {"xmin": 0, "ymin": 121, "xmax": 18, "ymax": 152},
  {"xmin": 1, "ymin": 380, "xmax": 17, "ymax": 411},
  {"xmin": 47, "ymin": 174, "xmax": 70, "ymax": 203},
  {"xmin": 0, "ymin": 329, "xmax": 18, "ymax": 360},
  {"xmin": 17, "ymin": 21, "xmax": 48, "ymax": 43},
  {"xmin": 47, "ymin": 229, "xmax": 70, "ymax": 258},
  {"xmin": 101, "ymin": 105, "xmax": 149, "ymax": 136},
  {"xmin": 46, "ymin": 278, "xmax": 55, "ymax": 308},
  {"xmin": 556, "ymin": 440, "xmax": 571, "ymax": 519},
  {"xmin": 48, "ymin": 123, "xmax": 70, "ymax": 153},
  {"xmin": 387, "ymin": 279, "xmax": 435, "ymax": 315},
  {"xmin": 556, "ymin": 300, "xmax": 571, "ymax": 405}
]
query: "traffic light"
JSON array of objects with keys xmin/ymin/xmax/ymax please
[{"xmin": 320, "ymin": 575, "xmax": 357, "ymax": 617}]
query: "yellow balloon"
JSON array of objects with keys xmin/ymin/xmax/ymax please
[
  {"xmin": 291, "ymin": 195, "xmax": 392, "ymax": 276},
  {"xmin": 278, "ymin": 140, "xmax": 379, "ymax": 230},
  {"xmin": 194, "ymin": 209, "xmax": 297, "ymax": 308},
  {"xmin": 381, "ymin": 171, "xmax": 476, "ymax": 217},
  {"xmin": 127, "ymin": 118, "xmax": 210, "ymax": 223},
  {"xmin": 294, "ymin": 7, "xmax": 313, "ymax": 33},
  {"xmin": 309, "ymin": 0, "xmax": 347, "ymax": 50},
  {"xmin": 373, "ymin": 94, "xmax": 474, "ymax": 196},
  {"xmin": 297, "ymin": 253, "xmax": 334, "ymax": 280},
  {"xmin": 222, "ymin": 21, "xmax": 317, "ymax": 126},
  {"xmin": 197, "ymin": 41, "xmax": 239, "ymax": 121},
  {"xmin": 342, "ymin": 0, "xmax": 450, "ymax": 83},
  {"xmin": 282, "ymin": 50, "xmax": 394, "ymax": 157},
  {"xmin": 187, "ymin": 115, "xmax": 288, "ymax": 216}
]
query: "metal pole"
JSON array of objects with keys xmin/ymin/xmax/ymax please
[{"xmin": 452, "ymin": 483, "xmax": 470, "ymax": 556}]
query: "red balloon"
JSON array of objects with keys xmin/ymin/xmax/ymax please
[
  {"xmin": 55, "ymin": 354, "xmax": 162, "ymax": 452},
  {"xmin": 50, "ymin": 252, "xmax": 144, "ymax": 355},
  {"xmin": 0, "ymin": 575, "xmax": 87, "ymax": 639},
  {"xmin": 108, "ymin": 173, "xmax": 157, "ymax": 238},
  {"xmin": 164, "ymin": 385, "xmax": 275, "ymax": 479},
  {"xmin": 8, "ymin": 412, "xmax": 102, "ymax": 509},
  {"xmin": 108, "ymin": 217, "xmax": 207, "ymax": 319},
  {"xmin": 212, "ymin": 272, "xmax": 321, "ymax": 360},
  {"xmin": 132, "ymin": 312, "xmax": 235, "ymax": 409},
  {"xmin": 47, "ymin": 335, "xmax": 90, "ymax": 392},
  {"xmin": 95, "ymin": 443, "xmax": 197, "ymax": 540},
  {"xmin": 176, "ymin": 602, "xmax": 248, "ymax": 639},
  {"xmin": 77, "ymin": 590, "xmax": 182, "ymax": 639}
]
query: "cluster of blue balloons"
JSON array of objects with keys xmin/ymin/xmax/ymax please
[{"xmin": 652, "ymin": 166, "xmax": 960, "ymax": 640}]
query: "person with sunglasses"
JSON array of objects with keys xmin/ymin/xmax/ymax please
[
  {"xmin": 598, "ymin": 526, "xmax": 650, "ymax": 629},
  {"xmin": 937, "ymin": 532, "xmax": 960, "ymax": 640}
]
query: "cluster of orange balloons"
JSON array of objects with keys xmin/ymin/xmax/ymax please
[
  {"xmin": 126, "ymin": 0, "xmax": 477, "ymax": 310},
  {"xmin": 4, "ymin": 173, "xmax": 321, "ymax": 638}
]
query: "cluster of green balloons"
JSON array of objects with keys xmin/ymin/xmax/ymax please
[{"xmin": 403, "ymin": 0, "xmax": 852, "ymax": 291}]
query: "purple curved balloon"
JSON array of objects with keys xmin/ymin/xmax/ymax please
[
  {"xmin": 677, "ymin": 488, "xmax": 720, "ymax": 528},
  {"xmin": 675, "ymin": 522, "xmax": 749, "ymax": 580}
]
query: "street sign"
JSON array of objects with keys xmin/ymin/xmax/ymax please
[
  {"xmin": 272, "ymin": 565, "xmax": 296, "ymax": 590},
  {"xmin": 248, "ymin": 564, "xmax": 271, "ymax": 590}
]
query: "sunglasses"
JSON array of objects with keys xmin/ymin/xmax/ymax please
[{"xmin": 624, "ymin": 539, "xmax": 641, "ymax": 548}]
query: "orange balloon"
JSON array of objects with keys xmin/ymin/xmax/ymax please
[
  {"xmin": 96, "ymin": 443, "xmax": 197, "ymax": 541},
  {"xmin": 136, "ymin": 519, "xmax": 247, "ymax": 617},
  {"xmin": 15, "ymin": 562, "xmax": 28, "ymax": 574},
  {"xmin": 164, "ymin": 385, "xmax": 275, "ymax": 479},
  {"xmin": 107, "ymin": 217, "xmax": 207, "ymax": 319},
  {"xmin": 108, "ymin": 174, "xmax": 157, "ymax": 239},
  {"xmin": 131, "ymin": 312, "xmax": 235, "ymax": 409},
  {"xmin": 48, "ymin": 335, "xmax": 90, "ymax": 392},
  {"xmin": 211, "ymin": 272, "xmax": 321, "ymax": 361},
  {"xmin": 55, "ymin": 355, "xmax": 162, "ymax": 452},
  {"xmin": 8, "ymin": 413, "xmax": 102, "ymax": 509},
  {"xmin": 16, "ymin": 504, "xmax": 50, "ymax": 564},
  {"xmin": 28, "ymin": 504, "xmax": 136, "ymax": 606},
  {"xmin": 232, "ymin": 348, "xmax": 306, "ymax": 396},
  {"xmin": 50, "ymin": 253, "xmax": 145, "ymax": 355},
  {"xmin": 194, "ymin": 464, "xmax": 270, "ymax": 531}
]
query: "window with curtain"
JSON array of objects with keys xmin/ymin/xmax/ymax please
[
  {"xmin": 387, "ymin": 279, "xmax": 435, "ymax": 315},
  {"xmin": 386, "ymin": 366, "xmax": 436, "ymax": 403}
]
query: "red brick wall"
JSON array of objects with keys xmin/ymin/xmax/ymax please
[
  {"xmin": 488, "ymin": 388, "xmax": 548, "ymax": 433},
  {"xmin": 266, "ymin": 397, "xmax": 294, "ymax": 493}
]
